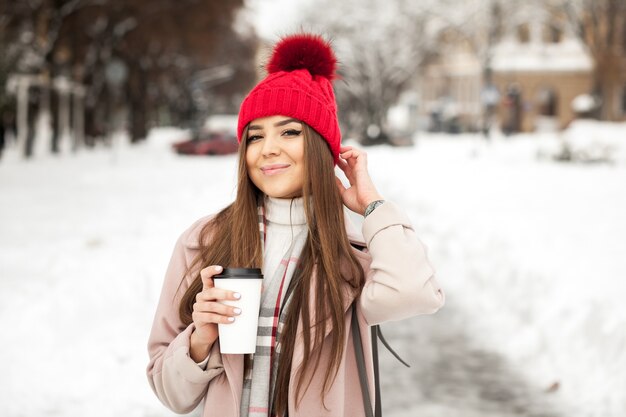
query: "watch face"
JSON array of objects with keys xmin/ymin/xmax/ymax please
[{"xmin": 365, "ymin": 200, "xmax": 385, "ymax": 216}]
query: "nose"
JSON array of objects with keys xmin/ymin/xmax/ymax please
[{"xmin": 260, "ymin": 133, "xmax": 281, "ymax": 157}]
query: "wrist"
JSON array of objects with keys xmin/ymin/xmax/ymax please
[
  {"xmin": 361, "ymin": 194, "xmax": 384, "ymax": 210},
  {"xmin": 364, "ymin": 199, "xmax": 385, "ymax": 217},
  {"xmin": 364, "ymin": 194, "xmax": 384, "ymax": 206},
  {"xmin": 190, "ymin": 329, "xmax": 214, "ymax": 362}
]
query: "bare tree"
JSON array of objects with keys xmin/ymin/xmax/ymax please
[
  {"xmin": 304, "ymin": 0, "xmax": 522, "ymax": 142},
  {"xmin": 557, "ymin": 0, "xmax": 626, "ymax": 120},
  {"xmin": 306, "ymin": 0, "xmax": 440, "ymax": 143},
  {"xmin": 0, "ymin": 0, "xmax": 256, "ymax": 155}
]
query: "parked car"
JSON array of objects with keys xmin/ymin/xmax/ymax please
[
  {"xmin": 172, "ymin": 114, "xmax": 239, "ymax": 156},
  {"xmin": 172, "ymin": 130, "xmax": 238, "ymax": 156}
]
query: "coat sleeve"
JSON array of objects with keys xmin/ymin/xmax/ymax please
[
  {"xmin": 146, "ymin": 221, "xmax": 224, "ymax": 413},
  {"xmin": 358, "ymin": 201, "xmax": 445, "ymax": 325}
]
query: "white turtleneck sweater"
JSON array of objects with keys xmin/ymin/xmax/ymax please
[{"xmin": 262, "ymin": 196, "xmax": 307, "ymax": 286}]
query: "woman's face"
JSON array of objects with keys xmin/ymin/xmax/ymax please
[{"xmin": 245, "ymin": 115, "xmax": 305, "ymax": 199}]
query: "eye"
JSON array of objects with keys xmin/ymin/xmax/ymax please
[
  {"xmin": 282, "ymin": 129, "xmax": 302, "ymax": 137},
  {"xmin": 247, "ymin": 135, "xmax": 263, "ymax": 144}
]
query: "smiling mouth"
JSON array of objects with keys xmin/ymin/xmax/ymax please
[{"xmin": 261, "ymin": 165, "xmax": 290, "ymax": 176}]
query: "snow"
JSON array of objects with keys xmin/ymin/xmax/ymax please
[
  {"xmin": 491, "ymin": 38, "xmax": 593, "ymax": 73},
  {"xmin": 1, "ymin": 126, "xmax": 626, "ymax": 416},
  {"xmin": 202, "ymin": 114, "xmax": 238, "ymax": 135},
  {"xmin": 561, "ymin": 120, "xmax": 626, "ymax": 164},
  {"xmin": 571, "ymin": 94, "xmax": 597, "ymax": 113}
]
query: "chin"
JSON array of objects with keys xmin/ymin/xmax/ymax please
[
  {"xmin": 259, "ymin": 185, "xmax": 301, "ymax": 199},
  {"xmin": 265, "ymin": 190, "xmax": 301, "ymax": 199}
]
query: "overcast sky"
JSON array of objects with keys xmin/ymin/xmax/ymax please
[{"xmin": 246, "ymin": 0, "xmax": 314, "ymax": 40}]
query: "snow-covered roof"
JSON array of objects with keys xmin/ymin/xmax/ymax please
[{"xmin": 491, "ymin": 38, "xmax": 593, "ymax": 73}]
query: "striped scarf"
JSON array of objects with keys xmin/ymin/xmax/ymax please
[{"xmin": 240, "ymin": 203, "xmax": 308, "ymax": 417}]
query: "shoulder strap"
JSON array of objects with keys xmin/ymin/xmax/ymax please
[
  {"xmin": 348, "ymin": 241, "xmax": 410, "ymax": 368},
  {"xmin": 352, "ymin": 301, "xmax": 411, "ymax": 417},
  {"xmin": 375, "ymin": 326, "xmax": 410, "ymax": 368},
  {"xmin": 371, "ymin": 323, "xmax": 381, "ymax": 417},
  {"xmin": 352, "ymin": 301, "xmax": 376, "ymax": 417},
  {"xmin": 349, "ymin": 242, "xmax": 410, "ymax": 417}
]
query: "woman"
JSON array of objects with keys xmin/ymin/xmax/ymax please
[{"xmin": 147, "ymin": 33, "xmax": 444, "ymax": 417}]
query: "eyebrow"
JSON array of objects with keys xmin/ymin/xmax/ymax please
[{"xmin": 248, "ymin": 118, "xmax": 302, "ymax": 131}]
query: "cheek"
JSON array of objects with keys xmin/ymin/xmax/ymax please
[
  {"xmin": 287, "ymin": 139, "xmax": 305, "ymax": 165},
  {"xmin": 245, "ymin": 148, "xmax": 261, "ymax": 185},
  {"xmin": 245, "ymin": 147, "xmax": 256, "ymax": 171},
  {"xmin": 290, "ymin": 143, "xmax": 305, "ymax": 186}
]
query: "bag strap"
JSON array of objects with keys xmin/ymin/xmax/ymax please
[
  {"xmin": 351, "ymin": 300, "xmax": 377, "ymax": 417},
  {"xmin": 375, "ymin": 326, "xmax": 411, "ymax": 368},
  {"xmin": 352, "ymin": 301, "xmax": 411, "ymax": 417},
  {"xmin": 371, "ymin": 323, "xmax": 381, "ymax": 417}
]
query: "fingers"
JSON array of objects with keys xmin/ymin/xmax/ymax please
[
  {"xmin": 195, "ymin": 286, "xmax": 241, "ymax": 303},
  {"xmin": 194, "ymin": 301, "xmax": 241, "ymax": 316},
  {"xmin": 192, "ymin": 311, "xmax": 236, "ymax": 325},
  {"xmin": 194, "ymin": 265, "xmax": 242, "ymax": 327},
  {"xmin": 340, "ymin": 149, "xmax": 366, "ymax": 161},
  {"xmin": 339, "ymin": 150, "xmax": 368, "ymax": 187},
  {"xmin": 197, "ymin": 264, "xmax": 242, "ymax": 305},
  {"xmin": 336, "ymin": 155, "xmax": 348, "ymax": 170},
  {"xmin": 193, "ymin": 301, "xmax": 241, "ymax": 324},
  {"xmin": 336, "ymin": 158, "xmax": 350, "ymax": 178},
  {"xmin": 200, "ymin": 265, "xmax": 223, "ymax": 290},
  {"xmin": 339, "ymin": 147, "xmax": 367, "ymax": 166}
]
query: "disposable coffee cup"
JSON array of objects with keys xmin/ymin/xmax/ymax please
[{"xmin": 213, "ymin": 268, "xmax": 263, "ymax": 354}]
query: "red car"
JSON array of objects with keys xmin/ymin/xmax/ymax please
[{"xmin": 172, "ymin": 131, "xmax": 239, "ymax": 156}]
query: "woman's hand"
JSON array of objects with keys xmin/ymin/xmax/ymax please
[
  {"xmin": 335, "ymin": 145, "xmax": 384, "ymax": 216},
  {"xmin": 189, "ymin": 265, "xmax": 241, "ymax": 362}
]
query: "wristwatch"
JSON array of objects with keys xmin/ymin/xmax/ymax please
[{"xmin": 364, "ymin": 200, "xmax": 385, "ymax": 217}]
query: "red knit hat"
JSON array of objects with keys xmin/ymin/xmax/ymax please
[{"xmin": 237, "ymin": 33, "xmax": 341, "ymax": 162}]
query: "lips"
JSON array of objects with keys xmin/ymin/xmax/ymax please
[{"xmin": 260, "ymin": 164, "xmax": 291, "ymax": 175}]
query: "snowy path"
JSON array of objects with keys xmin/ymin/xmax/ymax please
[
  {"xmin": 1, "ymin": 129, "xmax": 624, "ymax": 416},
  {"xmin": 380, "ymin": 305, "xmax": 564, "ymax": 417}
]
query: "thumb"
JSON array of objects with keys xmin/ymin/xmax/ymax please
[{"xmin": 200, "ymin": 265, "xmax": 223, "ymax": 290}]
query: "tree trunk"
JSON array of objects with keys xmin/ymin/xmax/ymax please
[
  {"xmin": 50, "ymin": 88, "xmax": 60, "ymax": 153},
  {"xmin": 128, "ymin": 63, "xmax": 148, "ymax": 143},
  {"xmin": 594, "ymin": 54, "xmax": 622, "ymax": 121},
  {"xmin": 130, "ymin": 102, "xmax": 147, "ymax": 143}
]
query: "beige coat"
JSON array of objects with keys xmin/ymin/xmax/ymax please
[{"xmin": 146, "ymin": 201, "xmax": 445, "ymax": 416}]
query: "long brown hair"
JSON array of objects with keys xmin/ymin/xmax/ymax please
[{"xmin": 178, "ymin": 123, "xmax": 365, "ymax": 413}]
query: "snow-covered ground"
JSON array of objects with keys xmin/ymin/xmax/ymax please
[{"xmin": 1, "ymin": 128, "xmax": 625, "ymax": 416}]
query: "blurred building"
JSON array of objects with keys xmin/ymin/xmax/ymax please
[
  {"xmin": 416, "ymin": 6, "xmax": 625, "ymax": 134},
  {"xmin": 417, "ymin": 36, "xmax": 483, "ymax": 134},
  {"xmin": 491, "ymin": 20, "xmax": 593, "ymax": 133}
]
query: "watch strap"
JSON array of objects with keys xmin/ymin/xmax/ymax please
[{"xmin": 364, "ymin": 200, "xmax": 385, "ymax": 217}]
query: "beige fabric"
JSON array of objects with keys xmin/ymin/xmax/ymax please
[{"xmin": 146, "ymin": 201, "xmax": 444, "ymax": 416}]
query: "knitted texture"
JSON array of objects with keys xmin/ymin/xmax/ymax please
[{"xmin": 237, "ymin": 33, "xmax": 341, "ymax": 162}]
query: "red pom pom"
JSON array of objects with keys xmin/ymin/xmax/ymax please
[{"xmin": 267, "ymin": 33, "xmax": 337, "ymax": 80}]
